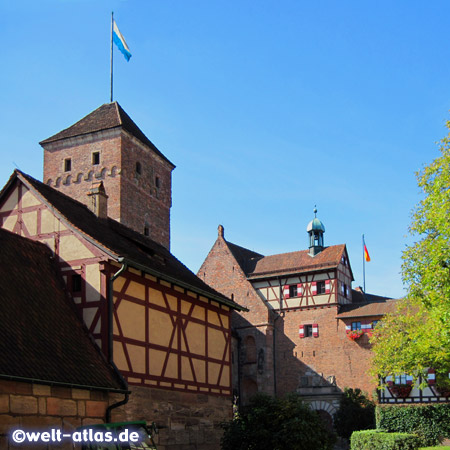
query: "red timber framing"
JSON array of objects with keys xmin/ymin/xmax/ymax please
[
  {"xmin": 0, "ymin": 179, "xmax": 233, "ymax": 398},
  {"xmin": 257, "ymin": 270, "xmax": 339, "ymax": 311},
  {"xmin": 104, "ymin": 263, "xmax": 232, "ymax": 397}
]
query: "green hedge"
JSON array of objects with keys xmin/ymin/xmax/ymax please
[
  {"xmin": 376, "ymin": 404, "xmax": 450, "ymax": 446},
  {"xmin": 351, "ymin": 430, "xmax": 421, "ymax": 450}
]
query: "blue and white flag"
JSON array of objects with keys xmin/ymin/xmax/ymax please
[{"xmin": 113, "ymin": 20, "xmax": 132, "ymax": 61}]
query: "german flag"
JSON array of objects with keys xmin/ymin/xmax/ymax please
[{"xmin": 364, "ymin": 242, "xmax": 371, "ymax": 262}]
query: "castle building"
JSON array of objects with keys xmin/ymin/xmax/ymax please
[
  {"xmin": 0, "ymin": 103, "xmax": 243, "ymax": 449},
  {"xmin": 199, "ymin": 211, "xmax": 397, "ymax": 425}
]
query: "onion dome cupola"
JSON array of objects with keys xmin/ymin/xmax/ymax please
[{"xmin": 307, "ymin": 207, "xmax": 325, "ymax": 256}]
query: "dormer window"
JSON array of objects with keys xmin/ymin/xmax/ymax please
[
  {"xmin": 64, "ymin": 158, "xmax": 72, "ymax": 172},
  {"xmin": 136, "ymin": 162, "xmax": 142, "ymax": 175},
  {"xmin": 92, "ymin": 152, "xmax": 100, "ymax": 165}
]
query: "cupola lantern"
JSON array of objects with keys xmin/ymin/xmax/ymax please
[{"xmin": 307, "ymin": 207, "xmax": 325, "ymax": 256}]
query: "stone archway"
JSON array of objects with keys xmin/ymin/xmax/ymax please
[{"xmin": 309, "ymin": 400, "xmax": 337, "ymax": 431}]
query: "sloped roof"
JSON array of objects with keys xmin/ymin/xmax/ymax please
[
  {"xmin": 9, "ymin": 171, "xmax": 241, "ymax": 310},
  {"xmin": 0, "ymin": 228, "xmax": 123, "ymax": 390},
  {"xmin": 351, "ymin": 288, "xmax": 392, "ymax": 304},
  {"xmin": 336, "ymin": 298, "xmax": 399, "ymax": 319},
  {"xmin": 245, "ymin": 244, "xmax": 348, "ymax": 279},
  {"xmin": 226, "ymin": 241, "xmax": 264, "ymax": 274},
  {"xmin": 39, "ymin": 102, "xmax": 175, "ymax": 168}
]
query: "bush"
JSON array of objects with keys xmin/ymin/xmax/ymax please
[
  {"xmin": 334, "ymin": 388, "xmax": 376, "ymax": 439},
  {"xmin": 351, "ymin": 430, "xmax": 421, "ymax": 450},
  {"xmin": 221, "ymin": 393, "xmax": 335, "ymax": 450},
  {"xmin": 376, "ymin": 404, "xmax": 450, "ymax": 446}
]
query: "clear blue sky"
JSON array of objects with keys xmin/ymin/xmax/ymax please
[{"xmin": 1, "ymin": 0, "xmax": 449, "ymax": 299}]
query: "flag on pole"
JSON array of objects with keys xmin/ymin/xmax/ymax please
[
  {"xmin": 363, "ymin": 241, "xmax": 371, "ymax": 262},
  {"xmin": 113, "ymin": 20, "xmax": 132, "ymax": 61}
]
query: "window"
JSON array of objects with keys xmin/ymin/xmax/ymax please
[
  {"xmin": 72, "ymin": 274, "xmax": 82, "ymax": 293},
  {"xmin": 92, "ymin": 152, "xmax": 100, "ymax": 165},
  {"xmin": 317, "ymin": 280, "xmax": 325, "ymax": 294},
  {"xmin": 144, "ymin": 226, "xmax": 150, "ymax": 236},
  {"xmin": 372, "ymin": 320, "xmax": 379, "ymax": 328},
  {"xmin": 155, "ymin": 176, "xmax": 160, "ymax": 188},
  {"xmin": 289, "ymin": 285, "xmax": 298, "ymax": 297},
  {"xmin": 64, "ymin": 158, "xmax": 71, "ymax": 172},
  {"xmin": 341, "ymin": 256, "xmax": 348, "ymax": 266},
  {"xmin": 395, "ymin": 374, "xmax": 408, "ymax": 385},
  {"xmin": 299, "ymin": 323, "xmax": 319, "ymax": 338},
  {"xmin": 341, "ymin": 283, "xmax": 348, "ymax": 297},
  {"xmin": 136, "ymin": 162, "xmax": 142, "ymax": 175},
  {"xmin": 351, "ymin": 321, "xmax": 361, "ymax": 331}
]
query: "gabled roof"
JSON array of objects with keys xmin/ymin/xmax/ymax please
[
  {"xmin": 223, "ymin": 241, "xmax": 351, "ymax": 279},
  {"xmin": 4, "ymin": 171, "xmax": 242, "ymax": 310},
  {"xmin": 39, "ymin": 102, "xmax": 175, "ymax": 168},
  {"xmin": 0, "ymin": 228, "xmax": 123, "ymax": 391},
  {"xmin": 247, "ymin": 245, "xmax": 347, "ymax": 278},
  {"xmin": 226, "ymin": 241, "xmax": 264, "ymax": 274},
  {"xmin": 336, "ymin": 298, "xmax": 398, "ymax": 319}
]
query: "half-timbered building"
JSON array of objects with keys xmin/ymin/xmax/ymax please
[
  {"xmin": 199, "ymin": 211, "xmax": 397, "ymax": 425},
  {"xmin": 0, "ymin": 103, "xmax": 243, "ymax": 449}
]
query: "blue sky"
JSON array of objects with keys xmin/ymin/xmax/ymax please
[{"xmin": 1, "ymin": 1, "xmax": 450, "ymax": 299}]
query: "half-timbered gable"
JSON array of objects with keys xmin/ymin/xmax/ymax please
[{"xmin": 0, "ymin": 168, "xmax": 243, "ymax": 449}]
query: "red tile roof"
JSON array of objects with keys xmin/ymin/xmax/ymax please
[
  {"xmin": 0, "ymin": 228, "xmax": 123, "ymax": 390},
  {"xmin": 246, "ymin": 244, "xmax": 348, "ymax": 279},
  {"xmin": 336, "ymin": 299, "xmax": 399, "ymax": 319},
  {"xmin": 39, "ymin": 102, "xmax": 175, "ymax": 168}
]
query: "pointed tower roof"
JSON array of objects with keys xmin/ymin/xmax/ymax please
[{"xmin": 39, "ymin": 102, "xmax": 175, "ymax": 167}]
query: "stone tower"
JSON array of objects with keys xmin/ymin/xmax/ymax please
[{"xmin": 40, "ymin": 102, "xmax": 175, "ymax": 249}]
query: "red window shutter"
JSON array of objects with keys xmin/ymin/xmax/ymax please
[
  {"xmin": 311, "ymin": 282, "xmax": 317, "ymax": 295},
  {"xmin": 313, "ymin": 324, "xmax": 319, "ymax": 337},
  {"xmin": 299, "ymin": 325, "xmax": 305, "ymax": 338},
  {"xmin": 283, "ymin": 285, "xmax": 290, "ymax": 299},
  {"xmin": 297, "ymin": 283, "xmax": 303, "ymax": 296},
  {"xmin": 325, "ymin": 280, "xmax": 331, "ymax": 294},
  {"xmin": 428, "ymin": 368, "xmax": 436, "ymax": 385}
]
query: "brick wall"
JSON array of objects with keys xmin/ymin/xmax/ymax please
[
  {"xmin": 275, "ymin": 308, "xmax": 377, "ymax": 397},
  {"xmin": 42, "ymin": 128, "xmax": 173, "ymax": 249},
  {"xmin": 198, "ymin": 232, "xmax": 276, "ymax": 398},
  {"xmin": 0, "ymin": 380, "xmax": 109, "ymax": 450},
  {"xmin": 111, "ymin": 386, "xmax": 232, "ymax": 450}
]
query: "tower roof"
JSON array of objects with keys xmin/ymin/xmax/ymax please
[
  {"xmin": 39, "ymin": 102, "xmax": 175, "ymax": 168},
  {"xmin": 306, "ymin": 208, "xmax": 325, "ymax": 232}
]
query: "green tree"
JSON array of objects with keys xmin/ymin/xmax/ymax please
[
  {"xmin": 333, "ymin": 388, "xmax": 375, "ymax": 439},
  {"xmin": 221, "ymin": 393, "xmax": 334, "ymax": 450},
  {"xmin": 371, "ymin": 121, "xmax": 450, "ymax": 381}
]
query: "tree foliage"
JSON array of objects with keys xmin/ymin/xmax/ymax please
[
  {"xmin": 221, "ymin": 393, "xmax": 335, "ymax": 450},
  {"xmin": 371, "ymin": 121, "xmax": 450, "ymax": 381},
  {"xmin": 333, "ymin": 388, "xmax": 375, "ymax": 439}
]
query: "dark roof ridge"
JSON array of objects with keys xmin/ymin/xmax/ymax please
[
  {"xmin": 39, "ymin": 103, "xmax": 175, "ymax": 168},
  {"xmin": 10, "ymin": 171, "xmax": 242, "ymax": 310}
]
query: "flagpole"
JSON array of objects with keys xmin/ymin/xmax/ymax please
[
  {"xmin": 110, "ymin": 11, "xmax": 114, "ymax": 103},
  {"xmin": 362, "ymin": 234, "xmax": 366, "ymax": 292}
]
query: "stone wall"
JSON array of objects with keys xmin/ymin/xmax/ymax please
[
  {"xmin": 111, "ymin": 385, "xmax": 232, "ymax": 450},
  {"xmin": 0, "ymin": 379, "xmax": 109, "ymax": 449}
]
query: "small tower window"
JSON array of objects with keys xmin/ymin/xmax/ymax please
[
  {"xmin": 64, "ymin": 158, "xmax": 72, "ymax": 172},
  {"xmin": 136, "ymin": 162, "xmax": 142, "ymax": 175},
  {"xmin": 144, "ymin": 225, "xmax": 150, "ymax": 236},
  {"xmin": 155, "ymin": 176, "xmax": 160, "ymax": 188},
  {"xmin": 92, "ymin": 152, "xmax": 100, "ymax": 165}
]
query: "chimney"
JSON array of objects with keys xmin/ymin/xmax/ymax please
[
  {"xmin": 218, "ymin": 224, "xmax": 225, "ymax": 239},
  {"xmin": 87, "ymin": 182, "xmax": 108, "ymax": 218}
]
